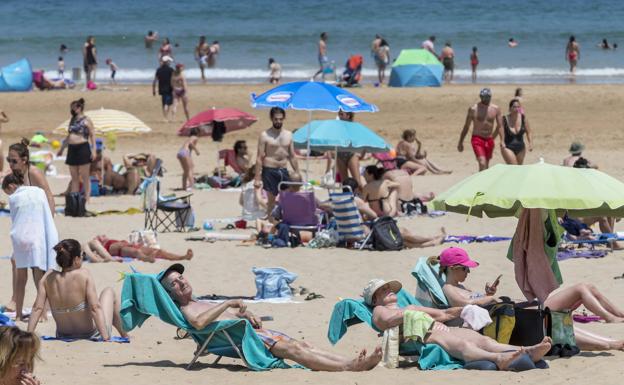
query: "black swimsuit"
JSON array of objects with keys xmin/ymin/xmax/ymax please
[{"xmin": 503, "ymin": 115, "xmax": 526, "ymax": 155}]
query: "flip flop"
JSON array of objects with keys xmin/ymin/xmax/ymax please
[{"xmin": 305, "ymin": 293, "xmax": 325, "ymax": 301}]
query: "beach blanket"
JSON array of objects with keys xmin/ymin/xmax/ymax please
[
  {"xmin": 90, "ymin": 207, "xmax": 143, "ymax": 216},
  {"xmin": 42, "ymin": 336, "xmax": 130, "ymax": 343},
  {"xmin": 444, "ymin": 235, "xmax": 512, "ymax": 244},
  {"xmin": 9, "ymin": 186, "xmax": 58, "ymax": 271},
  {"xmin": 120, "ymin": 272, "xmax": 295, "ymax": 370},
  {"xmin": 557, "ymin": 249, "xmax": 609, "ymax": 261}
]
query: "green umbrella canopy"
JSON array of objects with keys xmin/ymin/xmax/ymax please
[
  {"xmin": 430, "ymin": 162, "xmax": 624, "ymax": 218},
  {"xmin": 392, "ymin": 49, "xmax": 441, "ymax": 67}
]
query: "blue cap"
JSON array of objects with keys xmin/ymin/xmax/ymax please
[
  {"xmin": 157, "ymin": 263, "xmax": 185, "ymax": 284},
  {"xmin": 96, "ymin": 138, "xmax": 104, "ymax": 151}
]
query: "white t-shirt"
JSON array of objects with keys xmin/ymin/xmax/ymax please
[{"xmin": 422, "ymin": 40, "xmax": 434, "ymax": 51}]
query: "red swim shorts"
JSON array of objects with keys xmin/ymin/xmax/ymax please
[{"xmin": 471, "ymin": 135, "xmax": 495, "ymax": 160}]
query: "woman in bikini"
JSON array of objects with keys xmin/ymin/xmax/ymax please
[
  {"xmin": 566, "ymin": 35, "xmax": 580, "ymax": 74},
  {"xmin": 171, "ymin": 63, "xmax": 190, "ymax": 121},
  {"xmin": 159, "ymin": 37, "xmax": 173, "ymax": 60},
  {"xmin": 84, "ymin": 235, "xmax": 193, "ymax": 263},
  {"xmin": 57, "ymin": 98, "xmax": 96, "ymax": 203},
  {"xmin": 176, "ymin": 127, "xmax": 200, "ymax": 191},
  {"xmin": 396, "ymin": 129, "xmax": 451, "ymax": 175},
  {"xmin": 382, "ymin": 169, "xmax": 435, "ymax": 215},
  {"xmin": 470, "ymin": 46, "xmax": 479, "ymax": 83},
  {"xmin": 500, "ymin": 99, "xmax": 533, "ymax": 165},
  {"xmin": 438, "ymin": 247, "xmax": 624, "ymax": 351},
  {"xmin": 27, "ymin": 239, "xmax": 128, "ymax": 341},
  {"xmin": 361, "ymin": 165, "xmax": 398, "ymax": 217}
]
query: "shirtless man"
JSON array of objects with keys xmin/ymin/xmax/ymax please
[
  {"xmin": 441, "ymin": 42, "xmax": 455, "ymax": 82},
  {"xmin": 254, "ymin": 107, "xmax": 299, "ymax": 217},
  {"xmin": 0, "ymin": 109, "xmax": 8, "ymax": 172},
  {"xmin": 458, "ymin": 88, "xmax": 502, "ymax": 171},
  {"xmin": 159, "ymin": 263, "xmax": 382, "ymax": 371},
  {"xmin": 194, "ymin": 36, "xmax": 210, "ymax": 82},
  {"xmin": 313, "ymin": 32, "xmax": 329, "ymax": 81},
  {"xmin": 366, "ymin": 279, "xmax": 552, "ymax": 370}
]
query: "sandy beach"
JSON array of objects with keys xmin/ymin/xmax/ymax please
[{"xmin": 1, "ymin": 83, "xmax": 624, "ymax": 384}]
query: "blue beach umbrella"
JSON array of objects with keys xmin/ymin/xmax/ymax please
[
  {"xmin": 292, "ymin": 120, "xmax": 390, "ymax": 152},
  {"xmin": 250, "ymin": 81, "xmax": 378, "ymax": 112}
]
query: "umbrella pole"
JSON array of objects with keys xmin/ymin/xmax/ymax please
[
  {"xmin": 334, "ymin": 146, "xmax": 338, "ymax": 187},
  {"xmin": 305, "ymin": 110, "xmax": 312, "ymax": 183}
]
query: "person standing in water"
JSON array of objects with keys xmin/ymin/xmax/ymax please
[
  {"xmin": 313, "ymin": 32, "xmax": 329, "ymax": 81},
  {"xmin": 566, "ymin": 35, "xmax": 580, "ymax": 74}
]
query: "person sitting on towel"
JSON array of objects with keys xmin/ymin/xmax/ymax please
[{"xmin": 159, "ymin": 263, "xmax": 382, "ymax": 371}]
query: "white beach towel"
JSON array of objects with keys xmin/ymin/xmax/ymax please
[
  {"xmin": 9, "ymin": 186, "xmax": 59, "ymax": 271},
  {"xmin": 461, "ymin": 304, "xmax": 492, "ymax": 331}
]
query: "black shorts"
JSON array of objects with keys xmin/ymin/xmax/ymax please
[
  {"xmin": 161, "ymin": 93, "xmax": 173, "ymax": 106},
  {"xmin": 66, "ymin": 142, "xmax": 92, "ymax": 166},
  {"xmin": 111, "ymin": 70, "xmax": 116, "ymax": 79},
  {"xmin": 261, "ymin": 167, "xmax": 289, "ymax": 196}
]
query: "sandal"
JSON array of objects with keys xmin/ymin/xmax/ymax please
[{"xmin": 305, "ymin": 292, "xmax": 325, "ymax": 301}]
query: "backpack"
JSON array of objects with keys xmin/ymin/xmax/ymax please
[
  {"xmin": 370, "ymin": 216, "xmax": 403, "ymax": 251},
  {"xmin": 65, "ymin": 192, "xmax": 86, "ymax": 217}
]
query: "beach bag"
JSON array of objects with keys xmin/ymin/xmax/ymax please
[
  {"xmin": 175, "ymin": 208, "xmax": 195, "ymax": 229},
  {"xmin": 128, "ymin": 230, "xmax": 159, "ymax": 249},
  {"xmin": 483, "ymin": 303, "xmax": 516, "ymax": 344},
  {"xmin": 252, "ymin": 267, "xmax": 297, "ymax": 299},
  {"xmin": 65, "ymin": 192, "xmax": 86, "ymax": 217},
  {"xmin": 382, "ymin": 326, "xmax": 400, "ymax": 369},
  {"xmin": 509, "ymin": 306, "xmax": 547, "ymax": 346},
  {"xmin": 546, "ymin": 309, "xmax": 580, "ymax": 357},
  {"xmin": 370, "ymin": 216, "xmax": 403, "ymax": 251}
]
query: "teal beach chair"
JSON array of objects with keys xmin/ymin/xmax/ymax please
[
  {"xmin": 120, "ymin": 273, "xmax": 296, "ymax": 371},
  {"xmin": 411, "ymin": 256, "xmax": 449, "ymax": 308}
]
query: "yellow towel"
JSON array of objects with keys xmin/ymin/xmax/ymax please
[{"xmin": 403, "ymin": 310, "xmax": 434, "ymax": 342}]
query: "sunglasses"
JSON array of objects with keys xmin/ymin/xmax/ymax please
[
  {"xmin": 452, "ymin": 265, "xmax": 470, "ymax": 272},
  {"xmin": 6, "ymin": 157, "xmax": 20, "ymax": 165}
]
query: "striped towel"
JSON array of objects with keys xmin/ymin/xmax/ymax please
[{"xmin": 330, "ymin": 192, "xmax": 365, "ymax": 241}]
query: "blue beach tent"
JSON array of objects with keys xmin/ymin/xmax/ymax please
[
  {"xmin": 0, "ymin": 59, "xmax": 33, "ymax": 92},
  {"xmin": 389, "ymin": 49, "xmax": 442, "ymax": 87}
]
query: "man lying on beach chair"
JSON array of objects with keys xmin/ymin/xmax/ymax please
[
  {"xmin": 121, "ymin": 263, "xmax": 382, "ymax": 371},
  {"xmin": 335, "ymin": 279, "xmax": 551, "ymax": 371}
]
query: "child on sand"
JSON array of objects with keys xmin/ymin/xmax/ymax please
[
  {"xmin": 57, "ymin": 56, "xmax": 65, "ymax": 78},
  {"xmin": 177, "ymin": 128, "xmax": 200, "ymax": 191},
  {"xmin": 105, "ymin": 58, "xmax": 118, "ymax": 85}
]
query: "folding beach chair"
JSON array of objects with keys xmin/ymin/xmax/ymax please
[
  {"xmin": 218, "ymin": 149, "xmax": 244, "ymax": 175},
  {"xmin": 372, "ymin": 152, "xmax": 398, "ymax": 171},
  {"xmin": 411, "ymin": 256, "xmax": 450, "ymax": 309},
  {"xmin": 120, "ymin": 273, "xmax": 294, "ymax": 371},
  {"xmin": 328, "ymin": 187, "xmax": 366, "ymax": 243},
  {"xmin": 277, "ymin": 181, "xmax": 323, "ymax": 234},
  {"xmin": 327, "ymin": 289, "xmax": 501, "ymax": 371},
  {"xmin": 142, "ymin": 160, "xmax": 193, "ymax": 232}
]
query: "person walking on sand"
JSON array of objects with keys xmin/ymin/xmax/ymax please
[
  {"xmin": 313, "ymin": 32, "xmax": 329, "ymax": 81},
  {"xmin": 177, "ymin": 128, "xmax": 200, "ymax": 191},
  {"xmin": 194, "ymin": 36, "xmax": 210, "ymax": 81},
  {"xmin": 470, "ymin": 46, "xmax": 479, "ymax": 83},
  {"xmin": 152, "ymin": 56, "xmax": 175, "ymax": 122},
  {"xmin": 374, "ymin": 39, "xmax": 390, "ymax": 85},
  {"xmin": 500, "ymin": 98, "xmax": 533, "ymax": 165},
  {"xmin": 441, "ymin": 42, "xmax": 455, "ymax": 83},
  {"xmin": 82, "ymin": 36, "xmax": 97, "ymax": 83},
  {"xmin": 254, "ymin": 107, "xmax": 300, "ymax": 218},
  {"xmin": 458, "ymin": 88, "xmax": 502, "ymax": 171},
  {"xmin": 171, "ymin": 63, "xmax": 190, "ymax": 121},
  {"xmin": 566, "ymin": 35, "xmax": 580, "ymax": 74}
]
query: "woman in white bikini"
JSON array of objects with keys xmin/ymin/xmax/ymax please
[
  {"xmin": 176, "ymin": 128, "xmax": 200, "ymax": 191},
  {"xmin": 27, "ymin": 239, "xmax": 127, "ymax": 341}
]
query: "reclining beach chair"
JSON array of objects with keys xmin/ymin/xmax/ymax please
[
  {"xmin": 328, "ymin": 289, "xmax": 500, "ymax": 370},
  {"xmin": 411, "ymin": 256, "xmax": 450, "ymax": 309},
  {"xmin": 277, "ymin": 181, "xmax": 324, "ymax": 234},
  {"xmin": 142, "ymin": 160, "xmax": 193, "ymax": 232},
  {"xmin": 120, "ymin": 272, "xmax": 295, "ymax": 371},
  {"xmin": 328, "ymin": 187, "xmax": 366, "ymax": 243},
  {"xmin": 218, "ymin": 149, "xmax": 245, "ymax": 175}
]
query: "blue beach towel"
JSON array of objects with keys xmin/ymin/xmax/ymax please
[
  {"xmin": 41, "ymin": 335, "xmax": 129, "ymax": 343},
  {"xmin": 120, "ymin": 272, "xmax": 295, "ymax": 370}
]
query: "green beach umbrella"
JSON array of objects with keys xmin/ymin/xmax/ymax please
[{"xmin": 430, "ymin": 161, "xmax": 624, "ymax": 218}]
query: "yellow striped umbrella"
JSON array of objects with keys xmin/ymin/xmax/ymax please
[{"xmin": 54, "ymin": 108, "xmax": 152, "ymax": 136}]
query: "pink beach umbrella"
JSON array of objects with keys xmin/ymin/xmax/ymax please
[{"xmin": 177, "ymin": 107, "xmax": 257, "ymax": 136}]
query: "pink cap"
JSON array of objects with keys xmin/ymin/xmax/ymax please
[{"xmin": 439, "ymin": 247, "xmax": 479, "ymax": 268}]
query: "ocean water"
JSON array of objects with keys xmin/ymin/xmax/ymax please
[{"xmin": 1, "ymin": 0, "xmax": 623, "ymax": 84}]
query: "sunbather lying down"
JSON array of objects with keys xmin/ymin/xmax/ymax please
[
  {"xmin": 365, "ymin": 279, "xmax": 552, "ymax": 371},
  {"xmin": 160, "ymin": 264, "xmax": 382, "ymax": 371},
  {"xmin": 84, "ymin": 235, "xmax": 193, "ymax": 263}
]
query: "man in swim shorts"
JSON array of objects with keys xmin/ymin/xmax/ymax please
[
  {"xmin": 313, "ymin": 32, "xmax": 329, "ymax": 81},
  {"xmin": 457, "ymin": 88, "xmax": 502, "ymax": 171},
  {"xmin": 152, "ymin": 56, "xmax": 174, "ymax": 121},
  {"xmin": 194, "ymin": 36, "xmax": 210, "ymax": 82},
  {"xmin": 159, "ymin": 263, "xmax": 382, "ymax": 371},
  {"xmin": 254, "ymin": 107, "xmax": 300, "ymax": 218}
]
